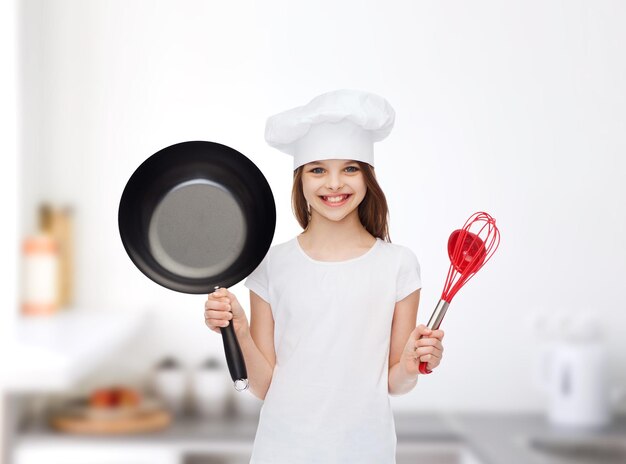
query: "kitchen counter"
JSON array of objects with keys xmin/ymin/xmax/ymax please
[
  {"xmin": 445, "ymin": 413, "xmax": 626, "ymax": 464},
  {"xmin": 16, "ymin": 412, "xmax": 459, "ymax": 445},
  {"xmin": 14, "ymin": 412, "xmax": 626, "ymax": 464}
]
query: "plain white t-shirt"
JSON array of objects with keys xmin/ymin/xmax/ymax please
[{"xmin": 243, "ymin": 235, "xmax": 422, "ymax": 464}]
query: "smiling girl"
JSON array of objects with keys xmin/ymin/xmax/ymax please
[{"xmin": 204, "ymin": 89, "xmax": 445, "ymax": 464}]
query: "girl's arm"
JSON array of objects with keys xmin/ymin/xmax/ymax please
[
  {"xmin": 239, "ymin": 290, "xmax": 277, "ymax": 400},
  {"xmin": 388, "ymin": 289, "xmax": 421, "ymax": 396},
  {"xmin": 388, "ymin": 289, "xmax": 445, "ymax": 395}
]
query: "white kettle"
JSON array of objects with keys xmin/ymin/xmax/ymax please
[{"xmin": 543, "ymin": 340, "xmax": 613, "ymax": 428}]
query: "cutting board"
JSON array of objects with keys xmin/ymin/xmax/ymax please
[{"xmin": 50, "ymin": 400, "xmax": 171, "ymax": 435}]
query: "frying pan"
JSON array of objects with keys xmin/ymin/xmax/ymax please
[{"xmin": 118, "ymin": 141, "xmax": 276, "ymax": 391}]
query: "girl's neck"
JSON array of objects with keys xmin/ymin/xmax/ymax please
[{"xmin": 299, "ymin": 211, "xmax": 375, "ymax": 254}]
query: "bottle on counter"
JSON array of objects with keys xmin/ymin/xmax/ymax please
[
  {"xmin": 21, "ymin": 233, "xmax": 60, "ymax": 316},
  {"xmin": 39, "ymin": 203, "xmax": 74, "ymax": 308}
]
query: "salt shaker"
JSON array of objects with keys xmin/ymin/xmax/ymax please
[
  {"xmin": 191, "ymin": 357, "xmax": 230, "ymax": 418},
  {"xmin": 152, "ymin": 357, "xmax": 187, "ymax": 417}
]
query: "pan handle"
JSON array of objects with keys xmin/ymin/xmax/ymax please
[{"xmin": 214, "ymin": 286, "xmax": 249, "ymax": 391}]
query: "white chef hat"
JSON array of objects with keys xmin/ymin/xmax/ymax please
[{"xmin": 265, "ymin": 89, "xmax": 396, "ymax": 170}]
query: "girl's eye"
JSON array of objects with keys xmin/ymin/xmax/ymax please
[{"xmin": 309, "ymin": 166, "xmax": 359, "ymax": 174}]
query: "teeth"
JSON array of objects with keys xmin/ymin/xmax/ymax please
[{"xmin": 322, "ymin": 195, "xmax": 348, "ymax": 203}]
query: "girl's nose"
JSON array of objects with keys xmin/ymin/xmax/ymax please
[{"xmin": 326, "ymin": 172, "xmax": 344, "ymax": 190}]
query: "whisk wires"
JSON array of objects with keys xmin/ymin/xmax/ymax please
[{"xmin": 441, "ymin": 211, "xmax": 500, "ymax": 302}]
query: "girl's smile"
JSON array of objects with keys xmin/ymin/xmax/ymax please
[{"xmin": 319, "ymin": 193, "xmax": 352, "ymax": 207}]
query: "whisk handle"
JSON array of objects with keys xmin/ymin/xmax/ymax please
[{"xmin": 419, "ymin": 299, "xmax": 450, "ymax": 375}]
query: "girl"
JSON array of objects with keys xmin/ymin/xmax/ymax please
[{"xmin": 204, "ymin": 89, "xmax": 445, "ymax": 464}]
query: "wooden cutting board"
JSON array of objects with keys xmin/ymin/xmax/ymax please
[{"xmin": 50, "ymin": 408, "xmax": 171, "ymax": 435}]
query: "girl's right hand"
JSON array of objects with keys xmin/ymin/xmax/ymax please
[{"xmin": 204, "ymin": 287, "xmax": 249, "ymax": 337}]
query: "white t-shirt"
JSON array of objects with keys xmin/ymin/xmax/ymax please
[{"xmin": 243, "ymin": 235, "xmax": 422, "ymax": 464}]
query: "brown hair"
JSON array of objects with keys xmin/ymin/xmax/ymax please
[{"xmin": 291, "ymin": 161, "xmax": 392, "ymax": 242}]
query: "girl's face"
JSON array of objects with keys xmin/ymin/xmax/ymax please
[{"xmin": 301, "ymin": 159, "xmax": 367, "ymax": 222}]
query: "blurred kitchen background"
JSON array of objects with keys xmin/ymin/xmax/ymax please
[{"xmin": 1, "ymin": 0, "xmax": 626, "ymax": 463}]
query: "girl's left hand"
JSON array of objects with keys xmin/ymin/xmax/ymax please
[{"xmin": 402, "ymin": 324, "xmax": 445, "ymax": 376}]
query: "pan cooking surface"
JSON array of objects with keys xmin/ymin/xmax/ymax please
[{"xmin": 148, "ymin": 179, "xmax": 247, "ymax": 279}]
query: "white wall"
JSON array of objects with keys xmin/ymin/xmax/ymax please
[
  {"xmin": 19, "ymin": 0, "xmax": 626, "ymax": 412},
  {"xmin": 2, "ymin": 0, "xmax": 19, "ymax": 461}
]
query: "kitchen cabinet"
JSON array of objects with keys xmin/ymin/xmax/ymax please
[
  {"xmin": 15, "ymin": 442, "xmax": 486, "ymax": 464},
  {"xmin": 15, "ymin": 444, "xmax": 178, "ymax": 464},
  {"xmin": 396, "ymin": 442, "xmax": 484, "ymax": 464},
  {"xmin": 180, "ymin": 443, "xmax": 485, "ymax": 464},
  {"xmin": 183, "ymin": 456, "xmax": 251, "ymax": 464}
]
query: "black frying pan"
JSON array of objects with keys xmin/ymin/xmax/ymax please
[{"xmin": 118, "ymin": 141, "xmax": 276, "ymax": 391}]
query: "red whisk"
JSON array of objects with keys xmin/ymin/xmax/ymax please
[{"xmin": 419, "ymin": 211, "xmax": 501, "ymax": 374}]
